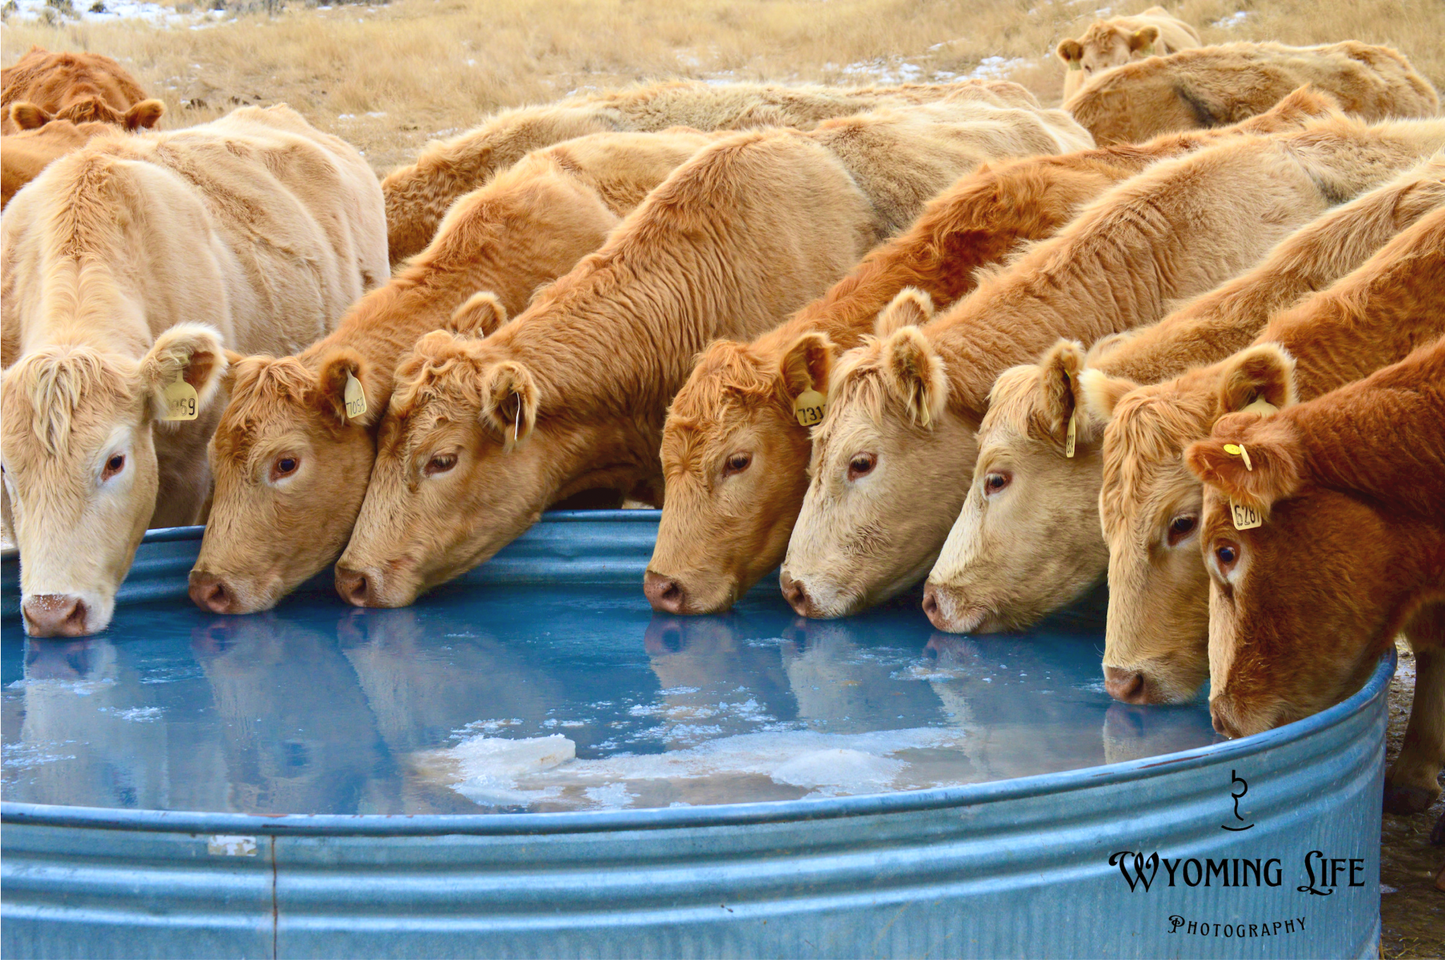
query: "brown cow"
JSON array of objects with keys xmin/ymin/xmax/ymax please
[
  {"xmin": 1, "ymin": 111, "xmax": 168, "ymax": 209},
  {"xmin": 382, "ymin": 78, "xmax": 1048, "ymax": 265},
  {"xmin": 1084, "ymin": 203, "xmax": 1445, "ymax": 716},
  {"xmin": 1057, "ymin": 6, "xmax": 1202, "ymax": 100},
  {"xmin": 924, "ymin": 155, "xmax": 1445, "ymax": 636},
  {"xmin": 645, "ymin": 87, "xmax": 1340, "ymax": 615},
  {"xmin": 188, "ymin": 128, "xmax": 716, "ymax": 615},
  {"xmin": 338, "ymin": 106, "xmax": 1065, "ymax": 607},
  {"xmin": 1, "ymin": 105, "xmax": 387, "ymax": 638},
  {"xmin": 777, "ymin": 115, "xmax": 1445, "ymax": 620},
  {"xmin": 1185, "ymin": 337, "xmax": 1445, "ymax": 829},
  {"xmin": 1065, "ymin": 42, "xmax": 1439, "ymax": 146},
  {"xmin": 1, "ymin": 46, "xmax": 163, "ymax": 134}
]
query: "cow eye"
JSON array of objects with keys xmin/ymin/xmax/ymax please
[
  {"xmin": 847, "ymin": 453, "xmax": 877, "ymax": 481},
  {"xmin": 723, "ymin": 452, "xmax": 752, "ymax": 477},
  {"xmin": 1214, "ymin": 541, "xmax": 1240, "ymax": 573},
  {"xmin": 424, "ymin": 453, "xmax": 457, "ymax": 477},
  {"xmin": 102, "ymin": 454, "xmax": 126, "ymax": 482},
  {"xmin": 270, "ymin": 456, "xmax": 300, "ymax": 482},
  {"xmin": 983, "ymin": 472, "xmax": 1011, "ymax": 496},
  {"xmin": 1167, "ymin": 514, "xmax": 1197, "ymax": 546}
]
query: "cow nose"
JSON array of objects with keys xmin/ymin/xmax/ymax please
[
  {"xmin": 1210, "ymin": 702, "xmax": 1242, "ymax": 738},
  {"xmin": 643, "ymin": 571, "xmax": 688, "ymax": 614},
  {"xmin": 922, "ymin": 585, "xmax": 946, "ymax": 629},
  {"xmin": 335, "ymin": 565, "xmax": 377, "ymax": 608},
  {"xmin": 1103, "ymin": 666, "xmax": 1148, "ymax": 704},
  {"xmin": 779, "ymin": 573, "xmax": 815, "ymax": 618},
  {"xmin": 22, "ymin": 594, "xmax": 91, "ymax": 637},
  {"xmin": 188, "ymin": 573, "xmax": 236, "ymax": 614}
]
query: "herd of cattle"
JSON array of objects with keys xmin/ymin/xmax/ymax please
[{"xmin": 2, "ymin": 11, "xmax": 1444, "ymax": 844}]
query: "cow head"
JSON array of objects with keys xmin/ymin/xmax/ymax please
[
  {"xmin": 1, "ymin": 325, "xmax": 225, "ymax": 636},
  {"xmin": 337, "ymin": 323, "xmax": 562, "ymax": 607},
  {"xmin": 926, "ymin": 339, "xmax": 1109, "ymax": 633},
  {"xmin": 1057, "ymin": 24, "xmax": 1161, "ymax": 99},
  {"xmin": 1186, "ymin": 411, "xmax": 1391, "ymax": 739},
  {"xmin": 1091, "ymin": 344, "xmax": 1296, "ymax": 705},
  {"xmin": 647, "ymin": 333, "xmax": 832, "ymax": 614},
  {"xmin": 9, "ymin": 98, "xmax": 164, "ymax": 132},
  {"xmin": 781, "ymin": 289, "xmax": 978, "ymax": 618}
]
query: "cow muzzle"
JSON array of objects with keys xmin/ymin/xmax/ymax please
[{"xmin": 22, "ymin": 593, "xmax": 97, "ymax": 637}]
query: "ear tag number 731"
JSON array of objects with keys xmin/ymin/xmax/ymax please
[{"xmin": 793, "ymin": 389, "xmax": 826, "ymax": 428}]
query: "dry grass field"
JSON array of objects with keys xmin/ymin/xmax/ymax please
[
  {"xmin": 3, "ymin": 0, "xmax": 1443, "ymax": 174},
  {"xmin": 3, "ymin": 0, "xmax": 1443, "ymax": 951}
]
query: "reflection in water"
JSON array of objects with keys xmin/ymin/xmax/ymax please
[{"xmin": 1, "ymin": 583, "xmax": 1217, "ymax": 815}]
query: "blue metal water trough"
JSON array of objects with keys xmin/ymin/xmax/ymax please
[{"xmin": 2, "ymin": 511, "xmax": 1388, "ymax": 958}]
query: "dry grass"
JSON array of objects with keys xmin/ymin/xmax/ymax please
[{"xmin": 3, "ymin": 0, "xmax": 1442, "ymax": 173}]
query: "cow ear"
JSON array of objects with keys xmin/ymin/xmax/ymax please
[
  {"xmin": 881, "ymin": 326, "xmax": 948, "ymax": 427},
  {"xmin": 479, "ymin": 361, "xmax": 538, "ymax": 452},
  {"xmin": 315, "ymin": 348, "xmax": 378, "ymax": 428},
  {"xmin": 9, "ymin": 102, "xmax": 53, "ymax": 130},
  {"xmin": 777, "ymin": 332, "xmax": 834, "ymax": 403},
  {"xmin": 1057, "ymin": 39, "xmax": 1083, "ymax": 65},
  {"xmin": 123, "ymin": 99, "xmax": 165, "ymax": 131},
  {"xmin": 1218, "ymin": 344, "xmax": 1297, "ymax": 416},
  {"xmin": 1079, "ymin": 369, "xmax": 1139, "ymax": 425},
  {"xmin": 875, "ymin": 287, "xmax": 934, "ymax": 338},
  {"xmin": 218, "ymin": 349, "xmax": 247, "ymax": 393},
  {"xmin": 140, "ymin": 323, "xmax": 227, "ymax": 422},
  {"xmin": 1129, "ymin": 25, "xmax": 1160, "ymax": 53},
  {"xmin": 1185, "ymin": 425, "xmax": 1302, "ymax": 515},
  {"xmin": 1038, "ymin": 340, "xmax": 1090, "ymax": 441},
  {"xmin": 448, "ymin": 291, "xmax": 507, "ymax": 338}
]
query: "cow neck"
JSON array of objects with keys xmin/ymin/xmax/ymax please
[{"xmin": 1263, "ymin": 209, "xmax": 1445, "ymax": 403}]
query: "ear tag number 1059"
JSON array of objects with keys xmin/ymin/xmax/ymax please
[
  {"xmin": 162, "ymin": 374, "xmax": 198, "ymax": 422},
  {"xmin": 793, "ymin": 389, "xmax": 826, "ymax": 428},
  {"xmin": 344, "ymin": 371, "xmax": 368, "ymax": 419}
]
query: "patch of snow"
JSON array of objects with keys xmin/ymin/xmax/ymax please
[
  {"xmin": 4, "ymin": 0, "xmax": 229, "ymax": 26},
  {"xmin": 969, "ymin": 55, "xmax": 1028, "ymax": 80},
  {"xmin": 1213, "ymin": 10, "xmax": 1249, "ymax": 28}
]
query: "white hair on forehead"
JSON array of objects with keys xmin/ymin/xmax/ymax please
[{"xmin": 3, "ymin": 346, "xmax": 135, "ymax": 455}]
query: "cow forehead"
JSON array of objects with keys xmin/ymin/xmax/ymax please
[{"xmin": 2, "ymin": 348, "xmax": 138, "ymax": 459}]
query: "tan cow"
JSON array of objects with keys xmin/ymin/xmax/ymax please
[
  {"xmin": 1057, "ymin": 6, "xmax": 1201, "ymax": 100},
  {"xmin": 3, "ymin": 116, "xmax": 150, "ymax": 209},
  {"xmin": 1186, "ymin": 338, "xmax": 1445, "ymax": 821},
  {"xmin": 778, "ymin": 115, "xmax": 1445, "ymax": 619},
  {"xmin": 1084, "ymin": 203, "xmax": 1445, "ymax": 710},
  {"xmin": 645, "ymin": 88, "xmax": 1338, "ymax": 616},
  {"xmin": 925, "ymin": 156, "xmax": 1445, "ymax": 637},
  {"xmin": 0, "ymin": 105, "xmax": 387, "ymax": 637},
  {"xmin": 1065, "ymin": 42, "xmax": 1439, "ymax": 146},
  {"xmin": 2, "ymin": 46, "xmax": 163, "ymax": 133},
  {"xmin": 338, "ymin": 104, "xmax": 1071, "ymax": 607},
  {"xmin": 382, "ymin": 78, "xmax": 1047, "ymax": 265},
  {"xmin": 188, "ymin": 128, "xmax": 716, "ymax": 615}
]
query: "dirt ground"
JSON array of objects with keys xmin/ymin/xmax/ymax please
[{"xmin": 1380, "ymin": 641, "xmax": 1445, "ymax": 959}]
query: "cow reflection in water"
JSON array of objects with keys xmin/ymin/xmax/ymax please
[
  {"xmin": 336, "ymin": 607, "xmax": 561, "ymax": 813},
  {"xmin": 191, "ymin": 615, "xmax": 390, "ymax": 815},
  {"xmin": 6, "ymin": 638, "xmax": 225, "ymax": 810}
]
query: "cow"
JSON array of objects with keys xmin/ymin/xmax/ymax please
[
  {"xmin": 381, "ymin": 78, "xmax": 1049, "ymax": 265},
  {"xmin": 644, "ymin": 87, "xmax": 1338, "ymax": 616},
  {"xmin": 188, "ymin": 128, "xmax": 717, "ymax": 616},
  {"xmin": 1057, "ymin": 6, "xmax": 1201, "ymax": 100},
  {"xmin": 1064, "ymin": 41, "xmax": 1439, "ymax": 146},
  {"xmin": 2, "ymin": 46, "xmax": 163, "ymax": 133},
  {"xmin": 0, "ymin": 105, "xmax": 388, "ymax": 637},
  {"xmin": 924, "ymin": 156, "xmax": 1445, "ymax": 636},
  {"xmin": 777, "ymin": 115, "xmax": 1445, "ymax": 620},
  {"xmin": 1081, "ymin": 203, "xmax": 1445, "ymax": 716},
  {"xmin": 336, "ymin": 100, "xmax": 1085, "ymax": 607},
  {"xmin": 1185, "ymin": 337, "xmax": 1445, "ymax": 827}
]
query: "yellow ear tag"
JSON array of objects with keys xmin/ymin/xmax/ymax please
[
  {"xmin": 1230, "ymin": 500, "xmax": 1263, "ymax": 531},
  {"xmin": 162, "ymin": 373, "xmax": 198, "ymax": 422},
  {"xmin": 1222, "ymin": 442, "xmax": 1252, "ymax": 471},
  {"xmin": 793, "ymin": 389, "xmax": 826, "ymax": 428},
  {"xmin": 344, "ymin": 371, "xmax": 367, "ymax": 419},
  {"xmin": 1241, "ymin": 397, "xmax": 1277, "ymax": 417},
  {"xmin": 1068, "ymin": 60, "xmax": 1082, "ymax": 70},
  {"xmin": 1141, "ymin": 43, "xmax": 1156, "ymax": 56},
  {"xmin": 1065, "ymin": 413, "xmax": 1077, "ymax": 458}
]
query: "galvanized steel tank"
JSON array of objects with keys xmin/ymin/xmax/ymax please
[{"xmin": 1, "ymin": 512, "xmax": 1389, "ymax": 959}]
